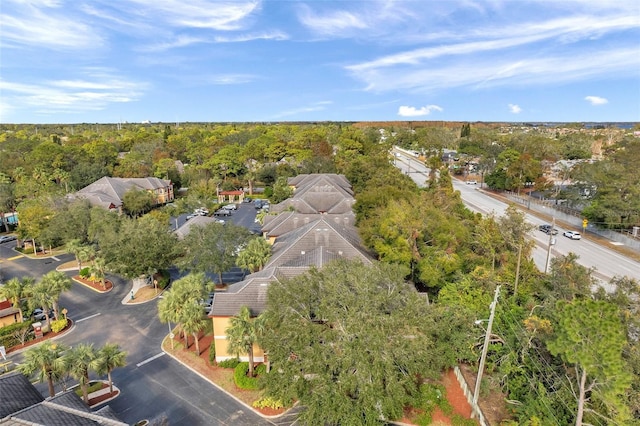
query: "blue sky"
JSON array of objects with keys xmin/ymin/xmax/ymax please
[{"xmin": 1, "ymin": 0, "xmax": 639, "ymax": 124}]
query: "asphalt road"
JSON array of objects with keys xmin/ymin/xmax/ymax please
[
  {"xmin": 393, "ymin": 150, "xmax": 640, "ymax": 289},
  {"xmin": 1, "ymin": 212, "xmax": 286, "ymax": 425}
]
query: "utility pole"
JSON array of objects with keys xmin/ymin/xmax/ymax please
[
  {"xmin": 544, "ymin": 217, "xmax": 556, "ymax": 273},
  {"xmin": 473, "ymin": 285, "xmax": 501, "ymax": 412}
]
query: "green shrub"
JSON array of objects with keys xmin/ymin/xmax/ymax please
[
  {"xmin": 50, "ymin": 319, "xmax": 67, "ymax": 333},
  {"xmin": 79, "ymin": 267, "xmax": 91, "ymax": 279},
  {"xmin": 218, "ymin": 358, "xmax": 240, "ymax": 368},
  {"xmin": 156, "ymin": 270, "xmax": 170, "ymax": 289},
  {"xmin": 0, "ymin": 321, "xmax": 33, "ymax": 348},
  {"xmin": 208, "ymin": 340, "xmax": 216, "ymax": 366},
  {"xmin": 233, "ymin": 362, "xmax": 265, "ymax": 390},
  {"xmin": 252, "ymin": 396, "xmax": 284, "ymax": 410},
  {"xmin": 451, "ymin": 414, "xmax": 478, "ymax": 426}
]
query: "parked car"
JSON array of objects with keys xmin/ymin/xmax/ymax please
[
  {"xmin": 222, "ymin": 204, "xmax": 237, "ymax": 210},
  {"xmin": 538, "ymin": 224, "xmax": 558, "ymax": 235},
  {"xmin": 243, "ymin": 197, "xmax": 252, "ymax": 203},
  {"xmin": 32, "ymin": 308, "xmax": 54, "ymax": 321},
  {"xmin": 0, "ymin": 235, "xmax": 17, "ymax": 244},
  {"xmin": 466, "ymin": 180, "xmax": 477, "ymax": 185},
  {"xmin": 563, "ymin": 231, "xmax": 582, "ymax": 240},
  {"xmin": 254, "ymin": 199, "xmax": 264, "ymax": 209},
  {"xmin": 195, "ymin": 208, "xmax": 209, "ymax": 216},
  {"xmin": 214, "ymin": 209, "xmax": 231, "ymax": 216}
]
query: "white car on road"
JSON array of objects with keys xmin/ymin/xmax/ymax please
[{"xmin": 563, "ymin": 231, "xmax": 582, "ymax": 240}]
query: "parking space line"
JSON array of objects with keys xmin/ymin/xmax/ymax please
[
  {"xmin": 136, "ymin": 352, "xmax": 165, "ymax": 367},
  {"xmin": 76, "ymin": 313, "xmax": 101, "ymax": 323}
]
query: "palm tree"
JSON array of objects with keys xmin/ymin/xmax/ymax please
[
  {"xmin": 27, "ymin": 279, "xmax": 53, "ymax": 327},
  {"xmin": 91, "ymin": 256, "xmax": 108, "ymax": 289},
  {"xmin": 18, "ymin": 341, "xmax": 68, "ymax": 397},
  {"xmin": 91, "ymin": 343, "xmax": 127, "ymax": 395},
  {"xmin": 0, "ymin": 277, "xmax": 26, "ymax": 319},
  {"xmin": 65, "ymin": 239, "xmax": 84, "ymax": 270},
  {"xmin": 158, "ymin": 273, "xmax": 208, "ymax": 348},
  {"xmin": 181, "ymin": 301, "xmax": 206, "ymax": 355},
  {"xmin": 40, "ymin": 271, "xmax": 72, "ymax": 321},
  {"xmin": 236, "ymin": 237, "xmax": 272, "ymax": 275},
  {"xmin": 61, "ymin": 343, "xmax": 96, "ymax": 404},
  {"xmin": 226, "ymin": 306, "xmax": 265, "ymax": 377}
]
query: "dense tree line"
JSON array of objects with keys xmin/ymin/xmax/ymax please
[{"xmin": 1, "ymin": 122, "xmax": 638, "ymax": 423}]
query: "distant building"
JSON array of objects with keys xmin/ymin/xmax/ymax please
[{"xmin": 71, "ymin": 177, "xmax": 174, "ymax": 211}]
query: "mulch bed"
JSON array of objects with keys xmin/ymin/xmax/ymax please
[
  {"xmin": 6, "ymin": 319, "xmax": 74, "ymax": 355},
  {"xmin": 87, "ymin": 382, "xmax": 119, "ymax": 406},
  {"xmin": 73, "ymin": 276, "xmax": 113, "ymax": 292}
]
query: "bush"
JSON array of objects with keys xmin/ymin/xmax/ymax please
[
  {"xmin": 252, "ymin": 396, "xmax": 284, "ymax": 410},
  {"xmin": 79, "ymin": 267, "xmax": 91, "ymax": 279},
  {"xmin": 156, "ymin": 270, "xmax": 170, "ymax": 290},
  {"xmin": 50, "ymin": 319, "xmax": 67, "ymax": 333},
  {"xmin": 208, "ymin": 340, "xmax": 216, "ymax": 366},
  {"xmin": 233, "ymin": 362, "xmax": 266, "ymax": 390},
  {"xmin": 0, "ymin": 321, "xmax": 33, "ymax": 348},
  {"xmin": 218, "ymin": 358, "xmax": 240, "ymax": 369}
]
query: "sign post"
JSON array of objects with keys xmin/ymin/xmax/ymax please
[{"xmin": 582, "ymin": 218, "xmax": 588, "ymax": 232}]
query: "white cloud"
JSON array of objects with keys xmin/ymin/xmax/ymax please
[
  {"xmin": 398, "ymin": 105, "xmax": 442, "ymax": 117},
  {"xmin": 584, "ymin": 95, "xmax": 608, "ymax": 105},
  {"xmin": 347, "ymin": 47, "xmax": 640, "ymax": 93},
  {"xmin": 508, "ymin": 104, "xmax": 522, "ymax": 114},
  {"xmin": 0, "ymin": 69, "xmax": 147, "ymax": 115},
  {"xmin": 297, "ymin": 6, "xmax": 368, "ymax": 35},
  {"xmin": 273, "ymin": 101, "xmax": 333, "ymax": 118},
  {"xmin": 1, "ymin": 5, "xmax": 103, "ymax": 49},
  {"xmin": 123, "ymin": 0, "xmax": 260, "ymax": 30}
]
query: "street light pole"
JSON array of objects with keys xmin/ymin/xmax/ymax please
[
  {"xmin": 544, "ymin": 217, "xmax": 556, "ymax": 273},
  {"xmin": 473, "ymin": 285, "xmax": 501, "ymax": 412}
]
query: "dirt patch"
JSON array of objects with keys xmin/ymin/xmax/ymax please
[
  {"xmin": 127, "ymin": 285, "xmax": 163, "ymax": 303},
  {"xmin": 458, "ymin": 364, "xmax": 512, "ymax": 424}
]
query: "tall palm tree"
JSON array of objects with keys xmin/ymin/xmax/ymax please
[
  {"xmin": 181, "ymin": 301, "xmax": 206, "ymax": 355},
  {"xmin": 158, "ymin": 273, "xmax": 208, "ymax": 347},
  {"xmin": 226, "ymin": 306, "xmax": 265, "ymax": 377},
  {"xmin": 91, "ymin": 344, "xmax": 127, "ymax": 394},
  {"xmin": 236, "ymin": 237, "xmax": 271, "ymax": 275},
  {"xmin": 40, "ymin": 271, "xmax": 72, "ymax": 321},
  {"xmin": 61, "ymin": 343, "xmax": 96, "ymax": 404},
  {"xmin": 27, "ymin": 279, "xmax": 53, "ymax": 327},
  {"xmin": 18, "ymin": 341, "xmax": 68, "ymax": 397}
]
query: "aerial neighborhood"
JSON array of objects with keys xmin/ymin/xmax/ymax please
[{"xmin": 0, "ymin": 121, "xmax": 639, "ymax": 426}]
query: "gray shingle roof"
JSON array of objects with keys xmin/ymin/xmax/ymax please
[
  {"xmin": 174, "ymin": 216, "xmax": 216, "ymax": 239},
  {"xmin": 74, "ymin": 177, "xmax": 171, "ymax": 209},
  {"xmin": 262, "ymin": 212, "xmax": 355, "ymax": 238},
  {"xmin": 0, "ymin": 372, "xmax": 44, "ymax": 418},
  {"xmin": 0, "ymin": 373, "xmax": 126, "ymax": 425}
]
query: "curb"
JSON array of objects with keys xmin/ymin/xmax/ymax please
[
  {"xmin": 161, "ymin": 338, "xmax": 293, "ymax": 421},
  {"xmin": 7, "ymin": 320, "xmax": 76, "ymax": 357},
  {"xmin": 71, "ymin": 277, "xmax": 113, "ymax": 294}
]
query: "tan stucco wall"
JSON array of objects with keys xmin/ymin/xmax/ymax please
[{"xmin": 212, "ymin": 316, "xmax": 265, "ymax": 362}]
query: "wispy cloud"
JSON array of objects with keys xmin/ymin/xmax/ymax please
[
  {"xmin": 0, "ymin": 69, "xmax": 147, "ymax": 115},
  {"xmin": 205, "ymin": 74, "xmax": 258, "ymax": 85},
  {"xmin": 584, "ymin": 95, "xmax": 608, "ymax": 105},
  {"xmin": 508, "ymin": 104, "xmax": 522, "ymax": 114},
  {"xmin": 398, "ymin": 105, "xmax": 442, "ymax": 117},
  {"xmin": 297, "ymin": 5, "xmax": 368, "ymax": 36},
  {"xmin": 1, "ymin": 2, "xmax": 103, "ymax": 49},
  {"xmin": 273, "ymin": 101, "xmax": 333, "ymax": 118},
  {"xmin": 123, "ymin": 0, "xmax": 261, "ymax": 30},
  {"xmin": 347, "ymin": 47, "xmax": 640, "ymax": 93}
]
